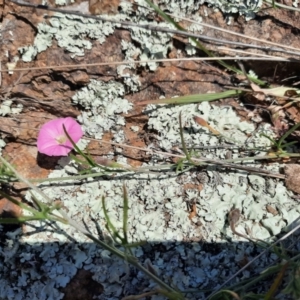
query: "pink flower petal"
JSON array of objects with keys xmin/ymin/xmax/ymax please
[
  {"xmin": 62, "ymin": 117, "xmax": 83, "ymax": 143},
  {"xmin": 37, "ymin": 117, "xmax": 83, "ymax": 156}
]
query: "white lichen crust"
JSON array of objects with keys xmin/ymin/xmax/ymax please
[
  {"xmin": 4, "ymin": 1, "xmax": 294, "ymax": 299},
  {"xmin": 0, "ymin": 101, "xmax": 298, "ymax": 299},
  {"xmin": 72, "ymin": 79, "xmax": 132, "ymax": 140}
]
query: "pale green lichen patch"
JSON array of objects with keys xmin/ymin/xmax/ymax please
[
  {"xmin": 145, "ymin": 102, "xmax": 297, "ymax": 243},
  {"xmin": 155, "ymin": 0, "xmax": 262, "ymax": 19},
  {"xmin": 2, "ymin": 101, "xmax": 294, "ymax": 299},
  {"xmin": 19, "ymin": 12, "xmax": 118, "ymax": 60},
  {"xmin": 128, "ymin": 20, "xmax": 174, "ymax": 71},
  {"xmin": 4, "ymin": 0, "xmax": 295, "ymax": 299},
  {"xmin": 206, "ymin": 0, "xmax": 262, "ymax": 20},
  {"xmin": 0, "ymin": 100, "xmax": 23, "ymax": 116},
  {"xmin": 0, "ymin": 140, "xmax": 6, "ymax": 155},
  {"xmin": 146, "ymin": 101, "xmax": 272, "ymax": 151},
  {"xmin": 55, "ymin": 0, "xmax": 75, "ymax": 5},
  {"xmin": 72, "ymin": 79, "xmax": 132, "ymax": 139},
  {"xmin": 0, "ymin": 101, "xmax": 19, "ymax": 155}
]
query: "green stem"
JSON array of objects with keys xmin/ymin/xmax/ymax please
[
  {"xmin": 14, "ymin": 152, "xmax": 297, "ymax": 184},
  {"xmin": 179, "ymin": 112, "xmax": 193, "ymax": 163},
  {"xmin": 0, "ymin": 157, "xmax": 181, "ymax": 297},
  {"xmin": 63, "ymin": 213, "xmax": 183, "ymax": 297},
  {"xmin": 0, "ymin": 190, "xmax": 39, "ymax": 215}
]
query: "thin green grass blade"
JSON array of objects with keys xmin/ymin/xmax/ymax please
[
  {"xmin": 0, "ymin": 162, "xmax": 16, "ymax": 183},
  {"xmin": 264, "ymin": 262, "xmax": 289, "ymax": 300},
  {"xmin": 282, "ymin": 262, "xmax": 300, "ymax": 298},
  {"xmin": 281, "ymin": 141, "xmax": 298, "ymax": 149},
  {"xmin": 179, "ymin": 112, "xmax": 191, "ymax": 161},
  {"xmin": 278, "ymin": 121, "xmax": 300, "ymax": 148},
  {"xmin": 63, "ymin": 124, "xmax": 97, "ymax": 168},
  {"xmin": 210, "ymin": 290, "xmax": 239, "ymax": 300},
  {"xmin": 0, "ymin": 190, "xmax": 37, "ymax": 214},
  {"xmin": 29, "ymin": 190, "xmax": 47, "ymax": 212},
  {"xmin": 69, "ymin": 153, "xmax": 88, "ymax": 165},
  {"xmin": 0, "ymin": 217, "xmax": 43, "ymax": 223},
  {"xmin": 157, "ymin": 289, "xmax": 185, "ymax": 300},
  {"xmin": 101, "ymin": 196, "xmax": 123, "ymax": 243},
  {"xmin": 122, "ymin": 185, "xmax": 129, "ymax": 245},
  {"xmin": 140, "ymin": 90, "xmax": 243, "ymax": 105},
  {"xmin": 260, "ymin": 133, "xmax": 277, "ymax": 145},
  {"xmin": 101, "ymin": 196, "xmax": 117, "ymax": 236},
  {"xmin": 122, "ymin": 241, "xmax": 147, "ymax": 248},
  {"xmin": 63, "ymin": 125, "xmax": 128, "ymax": 174}
]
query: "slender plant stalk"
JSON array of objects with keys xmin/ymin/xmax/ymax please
[
  {"xmin": 205, "ymin": 220, "xmax": 300, "ymax": 299},
  {"xmin": 1, "ymin": 56, "xmax": 290, "ymax": 74},
  {"xmin": 178, "ymin": 112, "xmax": 192, "ymax": 163},
  {"xmin": 15, "ymin": 151, "xmax": 293, "ymax": 185},
  {"xmin": 0, "ymin": 156, "xmax": 182, "ymax": 297}
]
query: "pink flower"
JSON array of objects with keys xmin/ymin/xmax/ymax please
[{"xmin": 37, "ymin": 117, "xmax": 83, "ymax": 156}]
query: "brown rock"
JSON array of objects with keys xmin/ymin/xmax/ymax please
[
  {"xmin": 3, "ymin": 143, "xmax": 52, "ymax": 190},
  {"xmin": 0, "ymin": 196, "xmax": 22, "ymax": 219},
  {"xmin": 89, "ymin": 0, "xmax": 120, "ymax": 15},
  {"xmin": 284, "ymin": 164, "xmax": 300, "ymax": 194}
]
